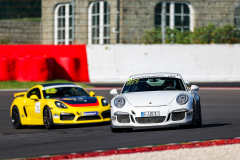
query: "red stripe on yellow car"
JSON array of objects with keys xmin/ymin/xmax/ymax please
[{"xmin": 64, "ymin": 101, "xmax": 99, "ymax": 107}]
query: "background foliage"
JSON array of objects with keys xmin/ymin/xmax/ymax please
[
  {"xmin": 142, "ymin": 24, "xmax": 240, "ymax": 44},
  {"xmin": 0, "ymin": 37, "xmax": 10, "ymax": 44}
]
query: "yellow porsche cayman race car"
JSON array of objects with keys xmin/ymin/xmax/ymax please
[{"xmin": 10, "ymin": 83, "xmax": 110, "ymax": 129}]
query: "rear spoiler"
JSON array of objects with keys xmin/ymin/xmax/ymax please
[{"xmin": 14, "ymin": 92, "xmax": 26, "ymax": 97}]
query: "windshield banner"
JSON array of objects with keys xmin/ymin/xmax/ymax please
[{"xmin": 42, "ymin": 85, "xmax": 80, "ymax": 90}]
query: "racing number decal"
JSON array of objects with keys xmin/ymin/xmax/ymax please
[
  {"xmin": 35, "ymin": 102, "xmax": 41, "ymax": 113},
  {"xmin": 126, "ymin": 79, "xmax": 139, "ymax": 86}
]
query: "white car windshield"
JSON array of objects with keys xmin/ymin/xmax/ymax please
[{"xmin": 121, "ymin": 78, "xmax": 185, "ymax": 93}]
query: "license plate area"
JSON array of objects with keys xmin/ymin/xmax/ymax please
[
  {"xmin": 141, "ymin": 111, "xmax": 160, "ymax": 117},
  {"xmin": 83, "ymin": 111, "xmax": 98, "ymax": 116}
]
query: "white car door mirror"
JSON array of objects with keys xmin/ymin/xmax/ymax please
[
  {"xmin": 185, "ymin": 80, "xmax": 190, "ymax": 85},
  {"xmin": 110, "ymin": 89, "xmax": 118, "ymax": 96},
  {"xmin": 191, "ymin": 85, "xmax": 199, "ymax": 91}
]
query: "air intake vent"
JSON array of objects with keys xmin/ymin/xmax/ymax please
[
  {"xmin": 117, "ymin": 115, "xmax": 130, "ymax": 123},
  {"xmin": 101, "ymin": 110, "xmax": 110, "ymax": 119},
  {"xmin": 172, "ymin": 112, "xmax": 185, "ymax": 121},
  {"xmin": 135, "ymin": 116, "xmax": 165, "ymax": 123},
  {"xmin": 77, "ymin": 115, "xmax": 101, "ymax": 121},
  {"xmin": 60, "ymin": 114, "xmax": 75, "ymax": 120}
]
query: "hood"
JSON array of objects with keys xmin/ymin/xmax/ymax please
[
  {"xmin": 122, "ymin": 91, "xmax": 184, "ymax": 106},
  {"xmin": 55, "ymin": 96, "xmax": 99, "ymax": 107}
]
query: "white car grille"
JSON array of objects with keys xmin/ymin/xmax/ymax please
[{"xmin": 135, "ymin": 116, "xmax": 166, "ymax": 123}]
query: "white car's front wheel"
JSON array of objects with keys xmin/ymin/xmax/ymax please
[{"xmin": 179, "ymin": 111, "xmax": 197, "ymax": 128}]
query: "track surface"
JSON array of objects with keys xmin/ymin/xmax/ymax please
[{"xmin": 0, "ymin": 89, "xmax": 240, "ymax": 159}]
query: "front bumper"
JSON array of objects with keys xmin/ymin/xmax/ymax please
[
  {"xmin": 52, "ymin": 109, "xmax": 110, "ymax": 124},
  {"xmin": 111, "ymin": 111, "xmax": 193, "ymax": 128},
  {"xmin": 111, "ymin": 103, "xmax": 194, "ymax": 128}
]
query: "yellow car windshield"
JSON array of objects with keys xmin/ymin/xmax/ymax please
[{"xmin": 43, "ymin": 87, "xmax": 89, "ymax": 99}]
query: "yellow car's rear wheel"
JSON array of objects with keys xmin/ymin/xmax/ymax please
[
  {"xmin": 12, "ymin": 106, "xmax": 22, "ymax": 129},
  {"xmin": 43, "ymin": 106, "xmax": 53, "ymax": 130}
]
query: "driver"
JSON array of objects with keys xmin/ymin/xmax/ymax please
[{"xmin": 164, "ymin": 80, "xmax": 174, "ymax": 90}]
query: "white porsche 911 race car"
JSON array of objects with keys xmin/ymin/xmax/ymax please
[{"xmin": 110, "ymin": 73, "xmax": 202, "ymax": 132}]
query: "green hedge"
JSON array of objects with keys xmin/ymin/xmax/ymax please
[
  {"xmin": 142, "ymin": 24, "xmax": 240, "ymax": 44},
  {"xmin": 0, "ymin": 37, "xmax": 10, "ymax": 44}
]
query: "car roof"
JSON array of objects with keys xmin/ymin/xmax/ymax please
[
  {"xmin": 128, "ymin": 72, "xmax": 182, "ymax": 80},
  {"xmin": 41, "ymin": 83, "xmax": 78, "ymax": 87}
]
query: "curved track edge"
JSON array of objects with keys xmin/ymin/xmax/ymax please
[{"xmin": 16, "ymin": 137, "xmax": 240, "ymax": 160}]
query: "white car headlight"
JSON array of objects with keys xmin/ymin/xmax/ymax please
[
  {"xmin": 114, "ymin": 96, "xmax": 125, "ymax": 108},
  {"xmin": 176, "ymin": 93, "xmax": 189, "ymax": 105}
]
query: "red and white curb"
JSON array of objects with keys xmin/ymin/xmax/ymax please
[{"xmin": 17, "ymin": 137, "xmax": 240, "ymax": 160}]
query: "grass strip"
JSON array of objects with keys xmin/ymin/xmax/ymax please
[{"xmin": 0, "ymin": 80, "xmax": 93, "ymax": 89}]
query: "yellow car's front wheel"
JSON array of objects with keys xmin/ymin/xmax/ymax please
[
  {"xmin": 43, "ymin": 106, "xmax": 53, "ymax": 130},
  {"xmin": 12, "ymin": 106, "xmax": 22, "ymax": 129}
]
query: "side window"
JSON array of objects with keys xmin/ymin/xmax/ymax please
[
  {"xmin": 88, "ymin": 1, "xmax": 110, "ymax": 44},
  {"xmin": 154, "ymin": 2, "xmax": 193, "ymax": 32},
  {"xmin": 54, "ymin": 3, "xmax": 74, "ymax": 45},
  {"xmin": 27, "ymin": 88, "xmax": 42, "ymax": 99},
  {"xmin": 235, "ymin": 5, "xmax": 240, "ymax": 27},
  {"xmin": 27, "ymin": 89, "xmax": 34, "ymax": 98}
]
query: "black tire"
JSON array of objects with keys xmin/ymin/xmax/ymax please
[
  {"xmin": 179, "ymin": 112, "xmax": 197, "ymax": 129},
  {"xmin": 190, "ymin": 113, "xmax": 197, "ymax": 128},
  {"xmin": 189, "ymin": 100, "xmax": 198, "ymax": 128},
  {"xmin": 12, "ymin": 106, "xmax": 23, "ymax": 129},
  {"xmin": 43, "ymin": 106, "xmax": 53, "ymax": 130}
]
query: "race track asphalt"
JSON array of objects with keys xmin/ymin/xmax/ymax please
[{"xmin": 0, "ymin": 89, "xmax": 240, "ymax": 159}]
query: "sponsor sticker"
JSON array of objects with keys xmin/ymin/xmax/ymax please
[
  {"xmin": 45, "ymin": 88, "xmax": 57, "ymax": 94},
  {"xmin": 42, "ymin": 85, "xmax": 80, "ymax": 90},
  {"xmin": 126, "ymin": 79, "xmax": 139, "ymax": 86},
  {"xmin": 53, "ymin": 114, "xmax": 59, "ymax": 119},
  {"xmin": 83, "ymin": 111, "xmax": 98, "ymax": 116},
  {"xmin": 35, "ymin": 102, "xmax": 41, "ymax": 113},
  {"xmin": 132, "ymin": 75, "xmax": 177, "ymax": 79}
]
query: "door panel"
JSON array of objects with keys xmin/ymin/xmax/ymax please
[
  {"xmin": 24, "ymin": 99, "xmax": 42, "ymax": 124},
  {"xmin": 24, "ymin": 87, "xmax": 44, "ymax": 125}
]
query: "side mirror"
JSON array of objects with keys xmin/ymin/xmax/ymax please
[
  {"xmin": 110, "ymin": 89, "xmax": 118, "ymax": 96},
  {"xmin": 89, "ymin": 91, "xmax": 95, "ymax": 97},
  {"xmin": 185, "ymin": 80, "xmax": 190, "ymax": 85},
  {"xmin": 30, "ymin": 95, "xmax": 39, "ymax": 100},
  {"xmin": 191, "ymin": 85, "xmax": 199, "ymax": 91}
]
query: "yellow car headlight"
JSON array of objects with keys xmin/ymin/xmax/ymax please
[
  {"xmin": 101, "ymin": 98, "xmax": 109, "ymax": 106},
  {"xmin": 55, "ymin": 101, "xmax": 68, "ymax": 109}
]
